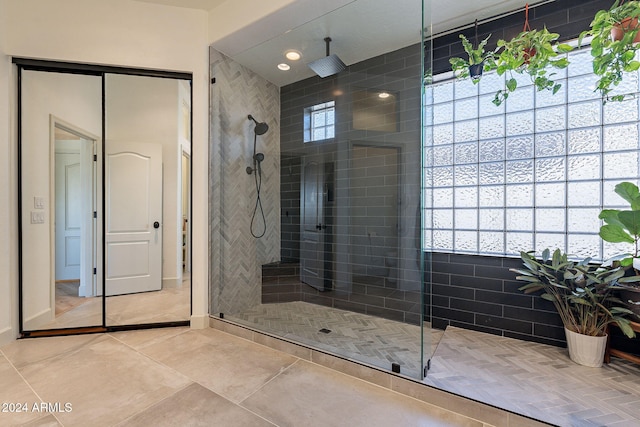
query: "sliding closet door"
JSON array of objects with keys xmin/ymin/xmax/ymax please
[
  {"xmin": 18, "ymin": 60, "xmax": 193, "ymax": 335},
  {"xmin": 104, "ymin": 73, "xmax": 191, "ymax": 326},
  {"xmin": 20, "ymin": 70, "xmax": 103, "ymax": 332}
]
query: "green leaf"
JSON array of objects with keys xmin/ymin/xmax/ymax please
[
  {"xmin": 556, "ymin": 43, "xmax": 573, "ymax": 53},
  {"xmin": 541, "ymin": 248, "xmax": 550, "ymax": 263},
  {"xmin": 620, "ymin": 257, "xmax": 634, "ymax": 267},
  {"xmin": 615, "ymin": 182, "xmax": 640, "ymax": 210},
  {"xmin": 599, "ymin": 209, "xmax": 624, "ymax": 227},
  {"xmin": 618, "ymin": 210, "xmax": 640, "ymax": 236},
  {"xmin": 600, "ymin": 224, "xmax": 634, "ymax": 243},
  {"xmin": 506, "ymin": 78, "xmax": 518, "ymax": 92},
  {"xmin": 626, "ymin": 61, "xmax": 640, "ymax": 72}
]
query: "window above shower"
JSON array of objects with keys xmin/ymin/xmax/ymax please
[{"xmin": 304, "ymin": 101, "xmax": 335, "ymax": 142}]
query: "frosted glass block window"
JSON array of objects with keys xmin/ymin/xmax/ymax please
[
  {"xmin": 304, "ymin": 101, "xmax": 335, "ymax": 142},
  {"xmin": 423, "ymin": 44, "xmax": 640, "ymax": 260}
]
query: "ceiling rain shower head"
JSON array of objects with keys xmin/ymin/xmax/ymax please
[
  {"xmin": 248, "ymin": 114, "xmax": 269, "ymax": 135},
  {"xmin": 307, "ymin": 37, "xmax": 346, "ymax": 78}
]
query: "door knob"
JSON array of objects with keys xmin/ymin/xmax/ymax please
[
  {"xmin": 316, "ymin": 224, "xmax": 322, "ymax": 230},
  {"xmin": 153, "ymin": 221, "xmax": 160, "ymax": 229}
]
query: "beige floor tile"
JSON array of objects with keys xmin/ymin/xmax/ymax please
[
  {"xmin": 19, "ymin": 414, "xmax": 62, "ymax": 426},
  {"xmin": 108, "ymin": 326, "xmax": 190, "ymax": 350},
  {"xmin": 14, "ymin": 335, "xmax": 192, "ymax": 427},
  {"xmin": 136, "ymin": 328, "xmax": 298, "ymax": 403},
  {"xmin": 106, "ymin": 285, "xmax": 190, "ymax": 326},
  {"xmin": 116, "ymin": 383, "xmax": 274, "ymax": 427},
  {"xmin": 241, "ymin": 360, "xmax": 482, "ymax": 427},
  {"xmin": 1, "ymin": 334, "xmax": 103, "ymax": 370},
  {"xmin": 0, "ymin": 354, "xmax": 45, "ymax": 426}
]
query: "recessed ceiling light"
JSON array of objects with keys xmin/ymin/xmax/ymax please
[
  {"xmin": 278, "ymin": 63, "xmax": 291, "ymax": 71},
  {"xmin": 378, "ymin": 92, "xmax": 391, "ymax": 99},
  {"xmin": 285, "ymin": 50, "xmax": 302, "ymax": 61}
]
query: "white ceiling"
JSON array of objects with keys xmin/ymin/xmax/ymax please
[{"xmin": 135, "ymin": 0, "xmax": 544, "ymax": 86}]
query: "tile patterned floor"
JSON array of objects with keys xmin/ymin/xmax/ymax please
[
  {"xmin": 227, "ymin": 301, "xmax": 443, "ymax": 379},
  {"xmin": 228, "ymin": 302, "xmax": 640, "ymax": 427},
  {"xmin": 0, "ymin": 327, "xmax": 480, "ymax": 426},
  {"xmin": 425, "ymin": 326, "xmax": 640, "ymax": 427}
]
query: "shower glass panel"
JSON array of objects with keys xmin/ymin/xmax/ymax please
[{"xmin": 216, "ymin": 0, "xmax": 430, "ymax": 380}]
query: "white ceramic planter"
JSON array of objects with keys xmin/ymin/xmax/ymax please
[{"xmin": 564, "ymin": 328, "xmax": 608, "ymax": 367}]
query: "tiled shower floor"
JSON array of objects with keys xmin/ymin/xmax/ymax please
[
  {"xmin": 229, "ymin": 301, "xmax": 640, "ymax": 427},
  {"xmin": 228, "ymin": 301, "xmax": 441, "ymax": 379}
]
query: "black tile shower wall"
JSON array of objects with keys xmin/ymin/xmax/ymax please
[
  {"xmin": 431, "ymin": 0, "xmax": 612, "ymax": 75},
  {"xmin": 279, "ymin": 42, "xmax": 423, "ymax": 325},
  {"xmin": 427, "ymin": 252, "xmax": 566, "ymax": 347}
]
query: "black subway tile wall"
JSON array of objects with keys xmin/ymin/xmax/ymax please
[{"xmin": 428, "ymin": 253, "xmax": 565, "ymax": 347}]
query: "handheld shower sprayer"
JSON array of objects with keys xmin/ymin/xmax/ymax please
[
  {"xmin": 246, "ymin": 114, "xmax": 269, "ymax": 175},
  {"xmin": 246, "ymin": 114, "xmax": 269, "ymax": 238}
]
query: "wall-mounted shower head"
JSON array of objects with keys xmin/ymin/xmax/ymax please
[{"xmin": 248, "ymin": 114, "xmax": 269, "ymax": 135}]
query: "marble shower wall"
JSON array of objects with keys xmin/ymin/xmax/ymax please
[{"xmin": 209, "ymin": 47, "xmax": 281, "ymax": 315}]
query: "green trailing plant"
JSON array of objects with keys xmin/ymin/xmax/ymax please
[
  {"xmin": 511, "ymin": 249, "xmax": 636, "ymax": 338},
  {"xmin": 580, "ymin": 0, "xmax": 640, "ymax": 102},
  {"xmin": 492, "ymin": 27, "xmax": 572, "ymax": 106},
  {"xmin": 449, "ymin": 33, "xmax": 497, "ymax": 82}
]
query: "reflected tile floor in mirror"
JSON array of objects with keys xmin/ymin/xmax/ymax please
[
  {"xmin": 0, "ymin": 327, "xmax": 481, "ymax": 426},
  {"xmin": 228, "ymin": 301, "xmax": 640, "ymax": 426},
  {"xmin": 35, "ymin": 277, "xmax": 190, "ymax": 330}
]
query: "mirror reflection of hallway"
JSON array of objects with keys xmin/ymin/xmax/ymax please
[{"xmin": 52, "ymin": 121, "xmax": 101, "ymax": 329}]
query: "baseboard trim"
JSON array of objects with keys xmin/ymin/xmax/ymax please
[
  {"xmin": 190, "ymin": 314, "xmax": 208, "ymax": 329},
  {"xmin": 162, "ymin": 277, "xmax": 181, "ymax": 289},
  {"xmin": 23, "ymin": 308, "xmax": 52, "ymax": 330},
  {"xmin": 0, "ymin": 326, "xmax": 16, "ymax": 346}
]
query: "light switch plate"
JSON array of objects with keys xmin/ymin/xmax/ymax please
[
  {"xmin": 34, "ymin": 197, "xmax": 45, "ymax": 209},
  {"xmin": 30, "ymin": 211, "xmax": 45, "ymax": 224}
]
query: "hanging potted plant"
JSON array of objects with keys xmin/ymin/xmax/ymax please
[
  {"xmin": 492, "ymin": 3, "xmax": 572, "ymax": 106},
  {"xmin": 512, "ymin": 249, "xmax": 636, "ymax": 367},
  {"xmin": 580, "ymin": 0, "xmax": 640, "ymax": 102},
  {"xmin": 449, "ymin": 20, "xmax": 497, "ymax": 82},
  {"xmin": 599, "ymin": 181, "xmax": 640, "ymax": 318}
]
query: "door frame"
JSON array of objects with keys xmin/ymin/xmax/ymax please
[
  {"xmin": 15, "ymin": 58, "xmax": 193, "ymax": 337},
  {"xmin": 50, "ymin": 116, "xmax": 102, "ymax": 302}
]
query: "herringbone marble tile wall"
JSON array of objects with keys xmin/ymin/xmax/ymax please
[{"xmin": 209, "ymin": 48, "xmax": 281, "ymax": 315}]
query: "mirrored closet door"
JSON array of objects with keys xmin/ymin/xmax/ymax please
[{"xmin": 17, "ymin": 60, "xmax": 192, "ymax": 335}]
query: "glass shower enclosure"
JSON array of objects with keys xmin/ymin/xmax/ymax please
[{"xmin": 211, "ymin": 0, "xmax": 432, "ymax": 381}]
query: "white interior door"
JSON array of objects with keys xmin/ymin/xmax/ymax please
[
  {"xmin": 54, "ymin": 152, "xmax": 81, "ymax": 281},
  {"xmin": 105, "ymin": 142, "xmax": 163, "ymax": 296},
  {"xmin": 300, "ymin": 158, "xmax": 326, "ymax": 290}
]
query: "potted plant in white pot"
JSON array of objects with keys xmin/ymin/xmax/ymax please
[
  {"xmin": 512, "ymin": 249, "xmax": 636, "ymax": 367},
  {"xmin": 599, "ymin": 181, "xmax": 640, "ymax": 318}
]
